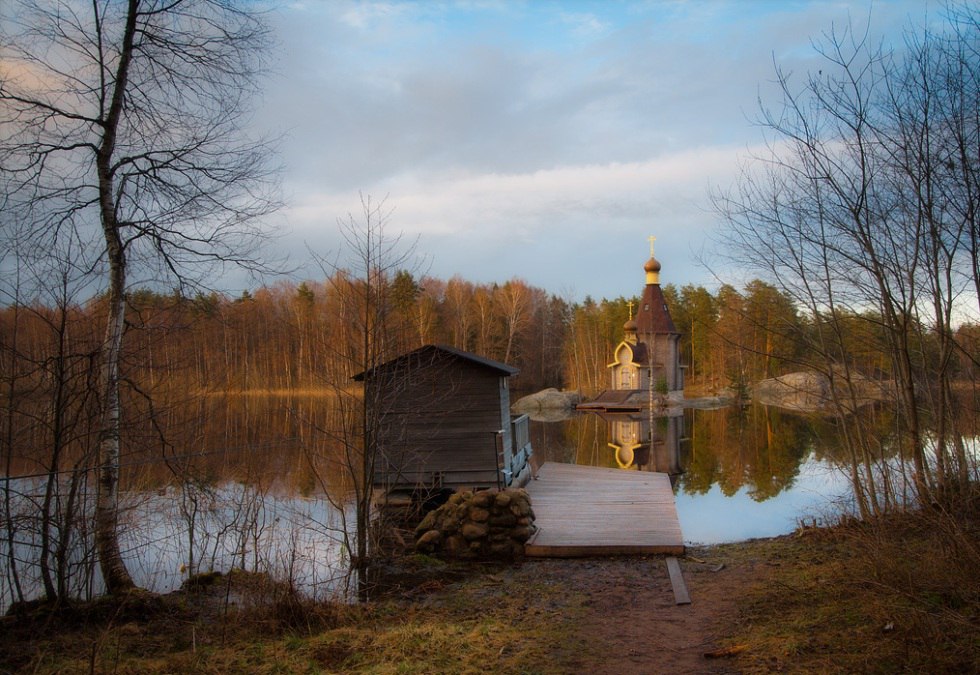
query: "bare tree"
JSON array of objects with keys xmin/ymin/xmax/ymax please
[
  {"xmin": 304, "ymin": 195, "xmax": 420, "ymax": 599},
  {"xmin": 0, "ymin": 0, "xmax": 280, "ymax": 593},
  {"xmin": 497, "ymin": 279, "xmax": 532, "ymax": 365},
  {"xmin": 714, "ymin": 5, "xmax": 979, "ymax": 511},
  {"xmin": 444, "ymin": 275, "xmax": 474, "ymax": 351}
]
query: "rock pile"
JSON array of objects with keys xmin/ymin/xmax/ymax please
[{"xmin": 414, "ymin": 488, "xmax": 535, "ymax": 560}]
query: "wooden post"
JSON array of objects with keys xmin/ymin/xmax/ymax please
[{"xmin": 494, "ymin": 430, "xmax": 504, "ymax": 490}]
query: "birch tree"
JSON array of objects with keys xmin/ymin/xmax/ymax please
[{"xmin": 0, "ymin": 0, "xmax": 279, "ymax": 593}]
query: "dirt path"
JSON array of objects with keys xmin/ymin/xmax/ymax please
[
  {"xmin": 487, "ymin": 547, "xmax": 763, "ymax": 674},
  {"xmin": 0, "ymin": 540, "xmax": 776, "ymax": 674}
]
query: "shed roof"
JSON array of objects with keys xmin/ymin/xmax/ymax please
[{"xmin": 351, "ymin": 344, "xmax": 519, "ymax": 381}]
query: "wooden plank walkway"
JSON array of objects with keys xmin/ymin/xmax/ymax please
[
  {"xmin": 665, "ymin": 556, "xmax": 691, "ymax": 604},
  {"xmin": 524, "ymin": 462, "xmax": 684, "ymax": 557}
]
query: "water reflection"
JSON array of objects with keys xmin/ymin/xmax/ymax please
[
  {"xmin": 680, "ymin": 404, "xmax": 813, "ymax": 501},
  {"xmin": 3, "ymin": 391, "xmax": 929, "ymax": 611},
  {"xmin": 1, "ymin": 392, "xmax": 356, "ymax": 613},
  {"xmin": 1, "ymin": 477, "xmax": 354, "ymax": 612},
  {"xmin": 530, "ymin": 404, "xmax": 855, "ymax": 544},
  {"xmin": 603, "ymin": 410, "xmax": 683, "ymax": 479}
]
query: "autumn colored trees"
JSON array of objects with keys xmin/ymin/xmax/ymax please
[
  {"xmin": 2, "ymin": 255, "xmax": 978, "ymax": 603},
  {"xmin": 6, "ymin": 272, "xmax": 971, "ymax": 404}
]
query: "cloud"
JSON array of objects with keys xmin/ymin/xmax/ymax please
[
  {"xmin": 337, "ymin": 1, "xmax": 411, "ymax": 29},
  {"xmin": 558, "ymin": 11, "xmax": 612, "ymax": 39},
  {"xmin": 281, "ymin": 143, "xmax": 756, "ymax": 296},
  {"xmin": 255, "ymin": 0, "xmax": 932, "ymax": 298},
  {"xmin": 289, "ymin": 145, "xmax": 743, "ymax": 228}
]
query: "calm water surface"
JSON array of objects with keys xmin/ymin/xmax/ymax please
[
  {"xmin": 2, "ymin": 395, "xmax": 861, "ymax": 610},
  {"xmin": 528, "ymin": 404, "xmax": 856, "ymax": 544}
]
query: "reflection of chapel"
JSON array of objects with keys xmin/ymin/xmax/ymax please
[
  {"xmin": 607, "ymin": 411, "xmax": 684, "ymax": 481},
  {"xmin": 608, "ymin": 239, "xmax": 684, "ymax": 394}
]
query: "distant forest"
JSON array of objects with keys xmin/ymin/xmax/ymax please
[{"xmin": 5, "ymin": 271, "xmax": 977, "ymax": 401}]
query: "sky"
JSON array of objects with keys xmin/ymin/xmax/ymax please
[{"xmin": 254, "ymin": 0, "xmax": 930, "ymax": 302}]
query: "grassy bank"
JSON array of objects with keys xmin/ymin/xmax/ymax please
[
  {"xmin": 2, "ymin": 500, "xmax": 978, "ymax": 673},
  {"xmin": 727, "ymin": 502, "xmax": 980, "ymax": 673}
]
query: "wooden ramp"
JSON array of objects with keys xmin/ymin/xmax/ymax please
[{"xmin": 524, "ymin": 462, "xmax": 684, "ymax": 557}]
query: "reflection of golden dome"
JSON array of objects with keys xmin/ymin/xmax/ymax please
[{"xmin": 615, "ymin": 445, "xmax": 634, "ymax": 468}]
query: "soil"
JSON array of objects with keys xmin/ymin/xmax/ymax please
[
  {"xmin": 463, "ymin": 547, "xmax": 759, "ymax": 674},
  {"xmin": 1, "ymin": 541, "xmax": 774, "ymax": 674}
]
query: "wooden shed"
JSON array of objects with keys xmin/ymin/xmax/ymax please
[{"xmin": 352, "ymin": 344, "xmax": 533, "ymax": 492}]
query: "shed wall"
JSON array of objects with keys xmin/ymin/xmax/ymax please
[{"xmin": 369, "ymin": 356, "xmax": 511, "ymax": 488}]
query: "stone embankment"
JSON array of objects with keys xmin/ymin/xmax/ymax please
[{"xmin": 414, "ymin": 488, "xmax": 535, "ymax": 560}]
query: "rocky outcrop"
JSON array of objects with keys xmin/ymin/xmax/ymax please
[
  {"xmin": 752, "ymin": 372, "xmax": 831, "ymax": 411},
  {"xmin": 752, "ymin": 371, "xmax": 889, "ymax": 412},
  {"xmin": 414, "ymin": 488, "xmax": 535, "ymax": 560},
  {"xmin": 512, "ymin": 388, "xmax": 581, "ymax": 414}
]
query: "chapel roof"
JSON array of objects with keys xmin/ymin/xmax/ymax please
[{"xmin": 635, "ymin": 276, "xmax": 678, "ymax": 335}]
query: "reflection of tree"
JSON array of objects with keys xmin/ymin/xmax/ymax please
[
  {"xmin": 679, "ymin": 406, "xmax": 813, "ymax": 501},
  {"xmin": 680, "ymin": 408, "xmax": 722, "ymax": 496},
  {"xmin": 808, "ymin": 406, "xmax": 901, "ymax": 465},
  {"xmin": 112, "ymin": 391, "xmax": 348, "ymax": 496},
  {"xmin": 806, "ymin": 405, "xmax": 909, "ymax": 509},
  {"xmin": 528, "ymin": 422, "xmax": 566, "ymax": 466},
  {"xmin": 566, "ymin": 413, "xmax": 618, "ymax": 469}
]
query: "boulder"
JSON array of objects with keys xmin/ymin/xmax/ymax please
[
  {"xmin": 511, "ymin": 388, "xmax": 581, "ymax": 414},
  {"xmin": 752, "ymin": 372, "xmax": 831, "ymax": 411},
  {"xmin": 752, "ymin": 370, "xmax": 889, "ymax": 412}
]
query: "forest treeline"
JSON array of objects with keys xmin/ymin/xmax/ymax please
[{"xmin": 4, "ymin": 271, "xmax": 978, "ymax": 405}]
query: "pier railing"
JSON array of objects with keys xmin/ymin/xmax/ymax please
[{"xmin": 502, "ymin": 414, "xmax": 533, "ymax": 487}]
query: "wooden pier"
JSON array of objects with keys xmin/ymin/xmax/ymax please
[
  {"xmin": 524, "ymin": 462, "xmax": 684, "ymax": 557},
  {"xmin": 575, "ymin": 389, "xmax": 644, "ymax": 412}
]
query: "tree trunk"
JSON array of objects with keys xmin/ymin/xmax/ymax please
[
  {"xmin": 93, "ymin": 0, "xmax": 140, "ymax": 594},
  {"xmin": 95, "ymin": 231, "xmax": 136, "ymax": 594}
]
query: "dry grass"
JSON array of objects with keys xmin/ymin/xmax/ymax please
[
  {"xmin": 0, "ymin": 562, "xmax": 579, "ymax": 674},
  {"xmin": 725, "ymin": 497, "xmax": 980, "ymax": 673},
  {"xmin": 3, "ymin": 503, "xmax": 978, "ymax": 673}
]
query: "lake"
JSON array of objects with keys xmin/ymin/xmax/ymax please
[
  {"xmin": 1, "ymin": 394, "xmax": 861, "ymax": 611},
  {"xmin": 528, "ymin": 403, "xmax": 858, "ymax": 544}
]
